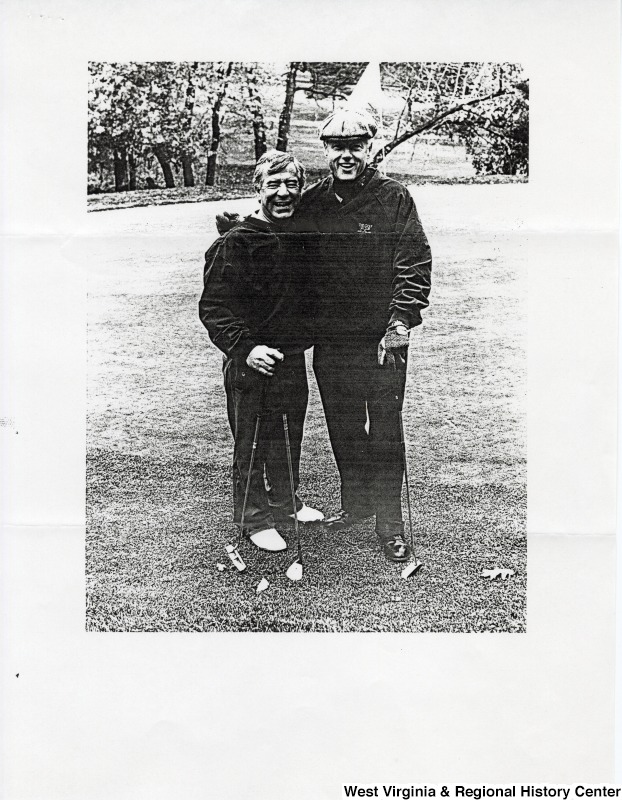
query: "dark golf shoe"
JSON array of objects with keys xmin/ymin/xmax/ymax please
[{"xmin": 376, "ymin": 523, "xmax": 412, "ymax": 563}]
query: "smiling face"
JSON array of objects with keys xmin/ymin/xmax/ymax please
[
  {"xmin": 257, "ymin": 163, "xmax": 302, "ymax": 222},
  {"xmin": 323, "ymin": 138, "xmax": 372, "ymax": 181}
]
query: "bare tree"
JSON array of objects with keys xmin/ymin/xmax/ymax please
[
  {"xmin": 376, "ymin": 62, "xmax": 528, "ymax": 175},
  {"xmin": 276, "ymin": 62, "xmax": 300, "ymax": 152}
]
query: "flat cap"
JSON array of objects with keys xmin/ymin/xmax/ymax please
[{"xmin": 319, "ymin": 108, "xmax": 377, "ymax": 141}]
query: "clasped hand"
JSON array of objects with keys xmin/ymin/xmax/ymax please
[{"xmin": 247, "ymin": 345, "xmax": 284, "ymax": 376}]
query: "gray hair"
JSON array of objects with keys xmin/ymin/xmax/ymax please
[{"xmin": 253, "ymin": 150, "xmax": 306, "ymax": 193}]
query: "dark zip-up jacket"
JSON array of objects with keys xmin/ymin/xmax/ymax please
[
  {"xmin": 299, "ymin": 168, "xmax": 432, "ymax": 341},
  {"xmin": 199, "ymin": 216, "xmax": 315, "ymax": 361}
]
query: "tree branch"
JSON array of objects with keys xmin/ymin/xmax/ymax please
[
  {"xmin": 463, "ymin": 107, "xmax": 513, "ymax": 138},
  {"xmin": 373, "ymin": 87, "xmax": 506, "ymax": 165}
]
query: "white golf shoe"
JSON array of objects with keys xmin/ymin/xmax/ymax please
[
  {"xmin": 289, "ymin": 504, "xmax": 324, "ymax": 524},
  {"xmin": 248, "ymin": 527, "xmax": 287, "ymax": 552}
]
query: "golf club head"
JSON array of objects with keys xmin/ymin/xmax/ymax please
[
  {"xmin": 286, "ymin": 559, "xmax": 303, "ymax": 581},
  {"xmin": 256, "ymin": 577, "xmax": 270, "ymax": 594},
  {"xmin": 225, "ymin": 543, "xmax": 246, "ymax": 572},
  {"xmin": 401, "ymin": 560, "xmax": 423, "ymax": 579}
]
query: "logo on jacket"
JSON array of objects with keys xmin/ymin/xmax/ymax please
[{"xmin": 358, "ymin": 222, "xmax": 373, "ymax": 233}]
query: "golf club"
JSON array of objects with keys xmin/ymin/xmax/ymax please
[
  {"xmin": 391, "ymin": 351, "xmax": 422, "ymax": 579},
  {"xmin": 283, "ymin": 413, "xmax": 303, "ymax": 581},
  {"xmin": 225, "ymin": 543, "xmax": 246, "ymax": 572},
  {"xmin": 225, "ymin": 378, "xmax": 268, "ymax": 572}
]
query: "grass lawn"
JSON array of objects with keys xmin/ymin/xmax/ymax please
[{"xmin": 85, "ymin": 184, "xmax": 526, "ymax": 632}]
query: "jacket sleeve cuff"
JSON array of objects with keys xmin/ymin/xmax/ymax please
[
  {"xmin": 229, "ymin": 339, "xmax": 256, "ymax": 362},
  {"xmin": 388, "ymin": 310, "xmax": 412, "ymax": 329}
]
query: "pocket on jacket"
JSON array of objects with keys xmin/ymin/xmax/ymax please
[{"xmin": 232, "ymin": 360, "xmax": 263, "ymax": 391}]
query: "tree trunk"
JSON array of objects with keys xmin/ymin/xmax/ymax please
[
  {"xmin": 153, "ymin": 145, "xmax": 175, "ymax": 188},
  {"xmin": 128, "ymin": 152, "xmax": 137, "ymax": 190},
  {"xmin": 205, "ymin": 62, "xmax": 233, "ymax": 186},
  {"xmin": 245, "ymin": 65, "xmax": 267, "ymax": 161},
  {"xmin": 205, "ymin": 107, "xmax": 220, "ymax": 186},
  {"xmin": 181, "ymin": 63, "xmax": 197, "ymax": 187},
  {"xmin": 181, "ymin": 152, "xmax": 195, "ymax": 187},
  {"xmin": 113, "ymin": 147, "xmax": 129, "ymax": 192},
  {"xmin": 252, "ymin": 116, "xmax": 267, "ymax": 162},
  {"xmin": 276, "ymin": 63, "xmax": 299, "ymax": 152}
]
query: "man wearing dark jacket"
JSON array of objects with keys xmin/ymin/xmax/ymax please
[
  {"xmin": 303, "ymin": 108, "xmax": 432, "ymax": 563},
  {"xmin": 199, "ymin": 150, "xmax": 323, "ymax": 553}
]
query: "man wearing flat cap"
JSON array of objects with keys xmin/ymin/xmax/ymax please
[{"xmin": 300, "ymin": 107, "xmax": 432, "ymax": 563}]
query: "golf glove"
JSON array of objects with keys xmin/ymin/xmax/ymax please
[{"xmin": 378, "ymin": 323, "xmax": 409, "ymax": 367}]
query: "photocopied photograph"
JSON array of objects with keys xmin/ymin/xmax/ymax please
[
  {"xmin": 2, "ymin": 0, "xmax": 619, "ymax": 794},
  {"xmin": 86, "ymin": 61, "xmax": 528, "ymax": 632}
]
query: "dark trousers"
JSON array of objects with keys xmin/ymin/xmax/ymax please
[
  {"xmin": 313, "ymin": 341, "xmax": 407, "ymax": 526},
  {"xmin": 224, "ymin": 353, "xmax": 308, "ymax": 532}
]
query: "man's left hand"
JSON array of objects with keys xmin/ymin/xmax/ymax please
[{"xmin": 378, "ymin": 323, "xmax": 409, "ymax": 367}]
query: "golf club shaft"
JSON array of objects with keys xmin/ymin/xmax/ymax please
[
  {"xmin": 238, "ymin": 414, "xmax": 261, "ymax": 547},
  {"xmin": 398, "ymin": 408, "xmax": 415, "ymax": 555},
  {"xmin": 393, "ymin": 356, "xmax": 416, "ymax": 557},
  {"xmin": 282, "ymin": 413, "xmax": 302, "ymax": 563},
  {"xmin": 237, "ymin": 379, "xmax": 268, "ymax": 546}
]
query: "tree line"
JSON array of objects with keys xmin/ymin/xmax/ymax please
[{"xmin": 88, "ymin": 62, "xmax": 528, "ymax": 193}]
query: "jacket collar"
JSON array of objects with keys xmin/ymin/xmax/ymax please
[
  {"xmin": 331, "ymin": 166, "xmax": 377, "ymax": 201},
  {"xmin": 240, "ymin": 213, "xmax": 300, "ymax": 233}
]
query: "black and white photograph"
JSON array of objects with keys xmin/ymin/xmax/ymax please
[{"xmin": 86, "ymin": 61, "xmax": 528, "ymax": 632}]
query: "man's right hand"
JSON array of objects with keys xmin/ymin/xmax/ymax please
[
  {"xmin": 216, "ymin": 211, "xmax": 241, "ymax": 235},
  {"xmin": 247, "ymin": 346, "xmax": 284, "ymax": 377},
  {"xmin": 378, "ymin": 323, "xmax": 410, "ymax": 367}
]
